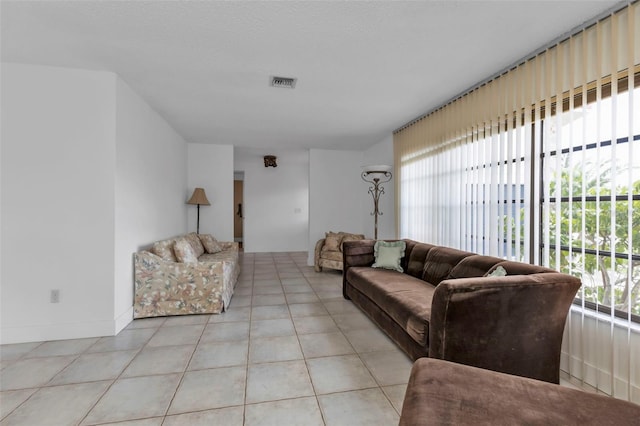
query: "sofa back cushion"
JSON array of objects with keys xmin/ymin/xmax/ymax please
[
  {"xmin": 486, "ymin": 261, "xmax": 555, "ymax": 276},
  {"xmin": 422, "ymin": 246, "xmax": 474, "ymax": 285},
  {"xmin": 185, "ymin": 232, "xmax": 205, "ymax": 258},
  {"xmin": 405, "ymin": 242, "xmax": 436, "ymax": 278},
  {"xmin": 152, "ymin": 239, "xmax": 177, "ymax": 262},
  {"xmin": 446, "ymin": 255, "xmax": 504, "ymax": 280},
  {"xmin": 323, "ymin": 231, "xmax": 343, "ymax": 252}
]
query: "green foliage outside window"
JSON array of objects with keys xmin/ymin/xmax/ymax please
[{"xmin": 547, "ymin": 158, "xmax": 640, "ymax": 317}]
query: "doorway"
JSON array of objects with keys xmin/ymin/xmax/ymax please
[{"xmin": 233, "ymin": 173, "xmax": 244, "ymax": 249}]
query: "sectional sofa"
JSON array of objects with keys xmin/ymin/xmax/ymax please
[{"xmin": 342, "ymin": 239, "xmax": 581, "ymax": 383}]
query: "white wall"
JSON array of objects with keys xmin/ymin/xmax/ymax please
[
  {"xmin": 114, "ymin": 78, "xmax": 188, "ymax": 332},
  {"xmin": 187, "ymin": 144, "xmax": 234, "ymax": 241},
  {"xmin": 1, "ymin": 63, "xmax": 117, "ymax": 343},
  {"xmin": 0, "ymin": 64, "xmax": 190, "ymax": 344},
  {"xmin": 308, "ymin": 149, "xmax": 365, "ymax": 265},
  {"xmin": 362, "ymin": 135, "xmax": 396, "ymax": 240},
  {"xmin": 235, "ymin": 148, "xmax": 309, "ymax": 252}
]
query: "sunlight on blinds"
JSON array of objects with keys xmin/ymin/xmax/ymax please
[{"xmin": 394, "ymin": 2, "xmax": 639, "ymax": 403}]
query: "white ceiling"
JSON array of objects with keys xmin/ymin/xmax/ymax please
[{"xmin": 1, "ymin": 0, "xmax": 623, "ymax": 151}]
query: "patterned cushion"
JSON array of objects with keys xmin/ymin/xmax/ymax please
[
  {"xmin": 185, "ymin": 232, "xmax": 205, "ymax": 257},
  {"xmin": 199, "ymin": 234, "xmax": 223, "ymax": 254},
  {"xmin": 321, "ymin": 250, "xmax": 343, "ymax": 262},
  {"xmin": 324, "ymin": 232, "xmax": 343, "ymax": 252},
  {"xmin": 151, "ymin": 239, "xmax": 177, "ymax": 262},
  {"xmin": 174, "ymin": 238, "xmax": 198, "ymax": 263}
]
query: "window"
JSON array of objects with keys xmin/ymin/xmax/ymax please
[
  {"xmin": 393, "ymin": 3, "xmax": 638, "ymax": 401},
  {"xmin": 541, "ymin": 84, "xmax": 640, "ymax": 319}
]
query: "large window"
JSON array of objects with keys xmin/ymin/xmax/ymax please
[
  {"xmin": 542, "ymin": 84, "xmax": 640, "ymax": 319},
  {"xmin": 393, "ymin": 3, "xmax": 638, "ymax": 402}
]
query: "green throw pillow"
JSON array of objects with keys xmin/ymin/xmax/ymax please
[
  {"xmin": 372, "ymin": 241, "xmax": 406, "ymax": 272},
  {"xmin": 487, "ymin": 265, "xmax": 507, "ymax": 277}
]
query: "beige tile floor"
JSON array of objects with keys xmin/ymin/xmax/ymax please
[{"xmin": 0, "ymin": 252, "xmax": 412, "ymax": 426}]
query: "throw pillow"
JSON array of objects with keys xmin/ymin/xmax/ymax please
[
  {"xmin": 185, "ymin": 232, "xmax": 205, "ymax": 257},
  {"xmin": 372, "ymin": 240, "xmax": 406, "ymax": 272},
  {"xmin": 151, "ymin": 239, "xmax": 177, "ymax": 262},
  {"xmin": 487, "ymin": 265, "xmax": 507, "ymax": 277},
  {"xmin": 174, "ymin": 238, "xmax": 198, "ymax": 263},
  {"xmin": 323, "ymin": 232, "xmax": 343, "ymax": 252},
  {"xmin": 198, "ymin": 234, "xmax": 223, "ymax": 254}
]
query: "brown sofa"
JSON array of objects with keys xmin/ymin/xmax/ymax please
[
  {"xmin": 314, "ymin": 231, "xmax": 364, "ymax": 272},
  {"xmin": 342, "ymin": 239, "xmax": 581, "ymax": 383},
  {"xmin": 400, "ymin": 358, "xmax": 640, "ymax": 425}
]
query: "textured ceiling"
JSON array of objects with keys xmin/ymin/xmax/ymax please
[{"xmin": 0, "ymin": 1, "xmax": 623, "ymax": 151}]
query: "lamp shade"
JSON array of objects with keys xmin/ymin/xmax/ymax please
[
  {"xmin": 362, "ymin": 164, "xmax": 392, "ymax": 174},
  {"xmin": 186, "ymin": 188, "xmax": 210, "ymax": 205}
]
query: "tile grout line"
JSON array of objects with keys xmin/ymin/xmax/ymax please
[
  {"xmin": 241, "ymin": 251, "xmax": 256, "ymax": 425},
  {"xmin": 1, "ymin": 252, "xmax": 405, "ymax": 425},
  {"xmin": 78, "ymin": 319, "xmax": 166, "ymax": 426}
]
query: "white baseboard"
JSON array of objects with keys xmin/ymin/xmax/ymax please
[
  {"xmin": 114, "ymin": 306, "xmax": 133, "ymax": 334},
  {"xmin": 0, "ymin": 319, "xmax": 116, "ymax": 345}
]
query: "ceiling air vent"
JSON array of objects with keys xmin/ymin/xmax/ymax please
[{"xmin": 271, "ymin": 76, "xmax": 297, "ymax": 89}]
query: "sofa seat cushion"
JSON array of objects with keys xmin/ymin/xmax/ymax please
[{"xmin": 347, "ymin": 267, "xmax": 436, "ymax": 346}]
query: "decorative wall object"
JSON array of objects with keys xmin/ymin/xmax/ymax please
[{"xmin": 264, "ymin": 155, "xmax": 277, "ymax": 167}]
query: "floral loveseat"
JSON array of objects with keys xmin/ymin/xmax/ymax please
[
  {"xmin": 314, "ymin": 231, "xmax": 365, "ymax": 272},
  {"xmin": 134, "ymin": 232, "xmax": 239, "ymax": 318}
]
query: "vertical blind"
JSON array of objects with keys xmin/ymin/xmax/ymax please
[{"xmin": 394, "ymin": 2, "xmax": 638, "ymax": 402}]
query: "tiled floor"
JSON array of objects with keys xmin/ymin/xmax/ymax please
[{"xmin": 0, "ymin": 252, "xmax": 412, "ymax": 425}]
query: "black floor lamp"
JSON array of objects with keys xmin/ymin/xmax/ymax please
[
  {"xmin": 362, "ymin": 165, "xmax": 392, "ymax": 240},
  {"xmin": 186, "ymin": 188, "xmax": 210, "ymax": 234}
]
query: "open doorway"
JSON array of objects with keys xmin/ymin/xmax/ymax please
[{"xmin": 234, "ymin": 172, "xmax": 244, "ymax": 249}]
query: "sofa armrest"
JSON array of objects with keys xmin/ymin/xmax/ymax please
[
  {"xmin": 429, "ymin": 272, "xmax": 581, "ymax": 383},
  {"xmin": 220, "ymin": 241, "xmax": 239, "ymax": 251},
  {"xmin": 134, "ymin": 251, "xmax": 225, "ymax": 318},
  {"xmin": 314, "ymin": 238, "xmax": 326, "ymax": 272},
  {"xmin": 342, "ymin": 239, "xmax": 376, "ymax": 267},
  {"xmin": 342, "ymin": 239, "xmax": 376, "ymax": 299}
]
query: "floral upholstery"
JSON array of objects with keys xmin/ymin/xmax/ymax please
[
  {"xmin": 174, "ymin": 238, "xmax": 198, "ymax": 263},
  {"xmin": 185, "ymin": 232, "xmax": 205, "ymax": 257},
  {"xmin": 151, "ymin": 239, "xmax": 177, "ymax": 262},
  {"xmin": 314, "ymin": 231, "xmax": 365, "ymax": 272},
  {"xmin": 134, "ymin": 235, "xmax": 240, "ymax": 318},
  {"xmin": 324, "ymin": 232, "xmax": 343, "ymax": 251},
  {"xmin": 199, "ymin": 233, "xmax": 223, "ymax": 254}
]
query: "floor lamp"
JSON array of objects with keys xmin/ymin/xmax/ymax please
[
  {"xmin": 361, "ymin": 165, "xmax": 392, "ymax": 240},
  {"xmin": 186, "ymin": 188, "xmax": 210, "ymax": 234}
]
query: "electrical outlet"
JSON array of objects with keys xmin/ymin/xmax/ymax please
[{"xmin": 50, "ymin": 289, "xmax": 60, "ymax": 303}]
